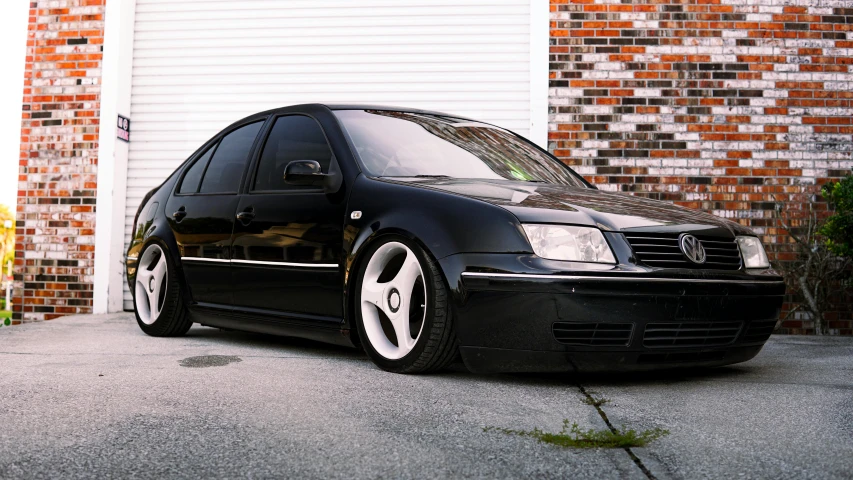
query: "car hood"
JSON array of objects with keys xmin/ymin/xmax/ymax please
[{"xmin": 386, "ymin": 177, "xmax": 753, "ymax": 236}]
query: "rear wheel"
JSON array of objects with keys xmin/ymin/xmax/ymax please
[
  {"xmin": 355, "ymin": 237, "xmax": 458, "ymax": 373},
  {"xmin": 133, "ymin": 243, "xmax": 192, "ymax": 337}
]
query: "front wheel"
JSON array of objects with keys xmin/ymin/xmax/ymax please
[
  {"xmin": 355, "ymin": 237, "xmax": 458, "ymax": 373},
  {"xmin": 133, "ymin": 242, "xmax": 192, "ymax": 337}
]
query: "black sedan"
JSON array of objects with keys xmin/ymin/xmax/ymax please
[{"xmin": 126, "ymin": 104, "xmax": 785, "ymax": 374}]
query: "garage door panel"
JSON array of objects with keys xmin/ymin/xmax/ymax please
[
  {"xmin": 131, "ymin": 98, "xmax": 531, "ymax": 110},
  {"xmin": 133, "ymin": 94, "xmax": 529, "ymax": 109},
  {"xmin": 131, "ymin": 122, "xmax": 229, "ymax": 133},
  {"xmin": 135, "ymin": 18, "xmax": 527, "ymax": 35},
  {"xmin": 126, "ymin": 162, "xmax": 188, "ymax": 174},
  {"xmin": 124, "ymin": 0, "xmax": 534, "ymax": 308},
  {"xmin": 132, "ymin": 72, "xmax": 529, "ymax": 88},
  {"xmin": 135, "ymin": 42, "xmax": 530, "ymax": 58},
  {"xmin": 134, "ymin": 13, "xmax": 527, "ymax": 30},
  {"xmin": 137, "ymin": 0, "xmax": 521, "ymax": 6},
  {"xmin": 135, "ymin": 25, "xmax": 531, "ymax": 43},
  {"xmin": 129, "ymin": 140, "xmax": 204, "ymax": 151},
  {"xmin": 136, "ymin": 0, "xmax": 526, "ymax": 13},
  {"xmin": 136, "ymin": 31, "xmax": 529, "ymax": 47},
  {"xmin": 132, "ymin": 52, "xmax": 530, "ymax": 68},
  {"xmin": 133, "ymin": 62, "xmax": 528, "ymax": 77},
  {"xmin": 136, "ymin": 5, "xmax": 527, "ymax": 21},
  {"xmin": 132, "ymin": 82, "xmax": 529, "ymax": 97}
]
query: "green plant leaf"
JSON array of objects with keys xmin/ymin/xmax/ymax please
[
  {"xmin": 819, "ymin": 175, "xmax": 853, "ymax": 258},
  {"xmin": 485, "ymin": 419, "xmax": 668, "ymax": 449}
]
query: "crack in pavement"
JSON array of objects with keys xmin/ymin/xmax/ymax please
[{"xmin": 577, "ymin": 383, "xmax": 657, "ymax": 480}]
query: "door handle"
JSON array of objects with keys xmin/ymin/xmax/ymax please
[
  {"xmin": 236, "ymin": 207, "xmax": 255, "ymax": 225},
  {"xmin": 173, "ymin": 207, "xmax": 187, "ymax": 222}
]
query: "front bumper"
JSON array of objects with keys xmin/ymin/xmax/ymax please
[{"xmin": 440, "ymin": 253, "xmax": 785, "ymax": 373}]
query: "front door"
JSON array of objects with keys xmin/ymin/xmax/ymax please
[
  {"xmin": 231, "ymin": 114, "xmax": 346, "ymax": 320},
  {"xmin": 166, "ymin": 120, "xmax": 265, "ymax": 306}
]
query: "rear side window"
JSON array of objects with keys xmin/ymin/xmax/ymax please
[
  {"xmin": 178, "ymin": 145, "xmax": 215, "ymax": 194},
  {"xmin": 198, "ymin": 121, "xmax": 264, "ymax": 194},
  {"xmin": 253, "ymin": 115, "xmax": 333, "ymax": 191}
]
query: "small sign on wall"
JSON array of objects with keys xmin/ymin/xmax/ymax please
[{"xmin": 117, "ymin": 115, "xmax": 131, "ymax": 142}]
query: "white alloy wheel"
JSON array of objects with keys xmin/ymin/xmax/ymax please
[
  {"xmin": 360, "ymin": 241, "xmax": 427, "ymax": 360},
  {"xmin": 135, "ymin": 244, "xmax": 169, "ymax": 325}
]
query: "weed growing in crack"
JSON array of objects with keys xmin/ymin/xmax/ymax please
[
  {"xmin": 484, "ymin": 419, "xmax": 669, "ymax": 449},
  {"xmin": 582, "ymin": 394, "xmax": 610, "ymax": 408}
]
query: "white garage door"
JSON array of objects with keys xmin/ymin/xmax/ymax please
[{"xmin": 123, "ymin": 0, "xmax": 540, "ymax": 308}]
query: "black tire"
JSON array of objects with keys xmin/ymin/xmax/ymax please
[
  {"xmin": 133, "ymin": 242, "xmax": 192, "ymax": 337},
  {"xmin": 354, "ymin": 235, "xmax": 458, "ymax": 373}
]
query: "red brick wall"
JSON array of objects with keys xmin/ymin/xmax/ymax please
[
  {"xmin": 549, "ymin": 0, "xmax": 853, "ymax": 334},
  {"xmin": 13, "ymin": 0, "xmax": 105, "ymax": 324}
]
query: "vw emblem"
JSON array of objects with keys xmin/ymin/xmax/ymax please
[{"xmin": 679, "ymin": 234, "xmax": 707, "ymax": 264}]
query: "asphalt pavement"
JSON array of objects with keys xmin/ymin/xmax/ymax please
[{"xmin": 0, "ymin": 314, "xmax": 851, "ymax": 479}]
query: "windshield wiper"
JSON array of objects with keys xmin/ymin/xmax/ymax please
[{"xmin": 412, "ymin": 175, "xmax": 452, "ymax": 178}]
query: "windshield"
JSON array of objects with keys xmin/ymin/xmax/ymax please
[{"xmin": 334, "ymin": 109, "xmax": 588, "ymax": 188}]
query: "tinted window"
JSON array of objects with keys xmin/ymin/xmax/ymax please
[
  {"xmin": 334, "ymin": 110, "xmax": 587, "ymax": 187},
  {"xmin": 254, "ymin": 115, "xmax": 333, "ymax": 191},
  {"xmin": 178, "ymin": 145, "xmax": 216, "ymax": 194},
  {"xmin": 199, "ymin": 121, "xmax": 264, "ymax": 194}
]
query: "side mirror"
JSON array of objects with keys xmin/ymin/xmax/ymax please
[{"xmin": 284, "ymin": 160, "xmax": 327, "ymax": 187}]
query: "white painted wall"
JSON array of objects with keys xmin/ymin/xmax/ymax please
[{"xmin": 93, "ymin": 0, "xmax": 137, "ymax": 314}]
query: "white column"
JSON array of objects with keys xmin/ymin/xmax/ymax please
[
  {"xmin": 94, "ymin": 0, "xmax": 137, "ymax": 313},
  {"xmin": 529, "ymin": 0, "xmax": 550, "ymax": 148}
]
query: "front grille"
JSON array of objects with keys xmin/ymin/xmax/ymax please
[
  {"xmin": 743, "ymin": 319, "xmax": 777, "ymax": 343},
  {"xmin": 553, "ymin": 322, "xmax": 634, "ymax": 346},
  {"xmin": 638, "ymin": 350, "xmax": 727, "ymax": 364},
  {"xmin": 643, "ymin": 321, "xmax": 743, "ymax": 348},
  {"xmin": 624, "ymin": 233, "xmax": 742, "ymax": 270}
]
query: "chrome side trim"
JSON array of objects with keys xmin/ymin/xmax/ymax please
[
  {"xmin": 460, "ymin": 272, "xmax": 784, "ymax": 284},
  {"xmin": 181, "ymin": 257, "xmax": 339, "ymax": 268},
  {"xmin": 181, "ymin": 257, "xmax": 230, "ymax": 263},
  {"xmin": 232, "ymin": 259, "xmax": 338, "ymax": 269}
]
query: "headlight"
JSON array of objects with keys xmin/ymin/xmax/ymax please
[
  {"xmin": 522, "ymin": 224, "xmax": 616, "ymax": 263},
  {"xmin": 736, "ymin": 236, "xmax": 770, "ymax": 268}
]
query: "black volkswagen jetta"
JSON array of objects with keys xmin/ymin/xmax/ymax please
[{"xmin": 126, "ymin": 104, "xmax": 784, "ymax": 374}]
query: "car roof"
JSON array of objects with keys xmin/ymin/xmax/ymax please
[
  {"xmin": 242, "ymin": 103, "xmax": 475, "ymax": 123},
  {"xmin": 326, "ymin": 104, "xmax": 468, "ymax": 118}
]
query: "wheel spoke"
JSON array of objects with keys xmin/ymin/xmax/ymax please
[
  {"xmin": 389, "ymin": 305, "xmax": 414, "ymax": 351},
  {"xmin": 146, "ymin": 255, "xmax": 167, "ymax": 320},
  {"xmin": 136, "ymin": 267, "xmax": 151, "ymax": 282},
  {"xmin": 361, "ymin": 279, "xmax": 388, "ymax": 314},
  {"xmin": 147, "ymin": 286, "xmax": 160, "ymax": 320},
  {"xmin": 153, "ymin": 255, "xmax": 168, "ymax": 284},
  {"xmin": 392, "ymin": 252, "xmax": 422, "ymax": 294}
]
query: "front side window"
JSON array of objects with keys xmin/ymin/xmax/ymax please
[
  {"xmin": 253, "ymin": 115, "xmax": 334, "ymax": 191},
  {"xmin": 198, "ymin": 121, "xmax": 265, "ymax": 194},
  {"xmin": 334, "ymin": 109, "xmax": 587, "ymax": 188}
]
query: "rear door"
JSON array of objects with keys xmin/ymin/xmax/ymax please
[
  {"xmin": 231, "ymin": 114, "xmax": 346, "ymax": 320},
  {"xmin": 165, "ymin": 120, "xmax": 265, "ymax": 306}
]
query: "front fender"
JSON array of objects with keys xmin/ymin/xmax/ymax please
[
  {"xmin": 345, "ymin": 176, "xmax": 530, "ymax": 260},
  {"xmin": 341, "ymin": 175, "xmax": 531, "ymax": 328}
]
